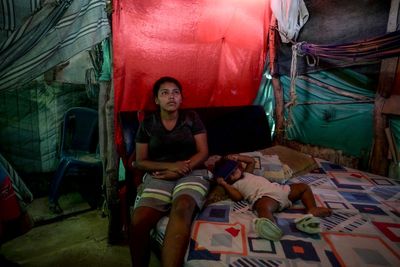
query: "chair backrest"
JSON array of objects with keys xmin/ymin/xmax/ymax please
[{"xmin": 60, "ymin": 107, "xmax": 99, "ymax": 154}]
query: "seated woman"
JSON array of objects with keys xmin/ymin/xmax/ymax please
[{"xmin": 129, "ymin": 76, "xmax": 209, "ymax": 267}]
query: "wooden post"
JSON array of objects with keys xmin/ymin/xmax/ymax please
[
  {"xmin": 369, "ymin": 0, "xmax": 399, "ymax": 175},
  {"xmin": 272, "ymin": 77, "xmax": 285, "ymax": 145},
  {"xmin": 269, "ymin": 15, "xmax": 285, "ymax": 145}
]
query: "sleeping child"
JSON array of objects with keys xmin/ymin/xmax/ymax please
[{"xmin": 213, "ymin": 154, "xmax": 332, "ymax": 241}]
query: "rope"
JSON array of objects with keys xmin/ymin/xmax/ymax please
[
  {"xmin": 298, "ymin": 30, "xmax": 400, "ymax": 63},
  {"xmin": 285, "ymin": 42, "xmax": 304, "ymax": 128},
  {"xmin": 85, "ymin": 68, "xmax": 99, "ymax": 100},
  {"xmin": 85, "ymin": 43, "xmax": 103, "ymax": 101},
  {"xmin": 281, "ymin": 31, "xmax": 400, "ymax": 129}
]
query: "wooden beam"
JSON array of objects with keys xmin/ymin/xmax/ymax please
[
  {"xmin": 386, "ymin": 0, "xmax": 400, "ymax": 32},
  {"xmin": 382, "ymin": 94, "xmax": 400, "ymax": 115},
  {"xmin": 269, "ymin": 15, "xmax": 278, "ymax": 76},
  {"xmin": 272, "ymin": 77, "xmax": 285, "ymax": 145},
  {"xmin": 269, "ymin": 15, "xmax": 285, "ymax": 145},
  {"xmin": 369, "ymin": 0, "xmax": 400, "ymax": 175}
]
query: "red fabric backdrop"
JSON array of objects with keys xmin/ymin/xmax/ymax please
[{"xmin": 112, "ymin": 0, "xmax": 271, "ymax": 151}]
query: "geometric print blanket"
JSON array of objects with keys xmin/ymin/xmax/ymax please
[{"xmin": 153, "ymin": 158, "xmax": 400, "ymax": 266}]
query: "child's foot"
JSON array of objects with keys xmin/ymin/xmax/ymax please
[
  {"xmin": 308, "ymin": 207, "xmax": 332, "ymax": 217},
  {"xmin": 253, "ymin": 218, "xmax": 283, "ymax": 241},
  {"xmin": 294, "ymin": 214, "xmax": 321, "ymax": 234}
]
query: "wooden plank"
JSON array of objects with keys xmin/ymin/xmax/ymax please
[
  {"xmin": 387, "ymin": 0, "xmax": 400, "ymax": 32},
  {"xmin": 369, "ymin": 0, "xmax": 399, "ymax": 175},
  {"xmin": 269, "ymin": 15, "xmax": 285, "ymax": 145},
  {"xmin": 382, "ymin": 94, "xmax": 400, "ymax": 115},
  {"xmin": 272, "ymin": 77, "xmax": 284, "ymax": 145},
  {"xmin": 385, "ymin": 127, "xmax": 398, "ymax": 163}
]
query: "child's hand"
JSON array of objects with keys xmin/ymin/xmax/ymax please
[
  {"xmin": 216, "ymin": 177, "xmax": 226, "ymax": 185},
  {"xmin": 226, "ymin": 154, "xmax": 239, "ymax": 161}
]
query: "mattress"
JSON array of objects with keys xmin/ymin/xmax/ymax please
[{"xmin": 153, "ymin": 158, "xmax": 400, "ymax": 266}]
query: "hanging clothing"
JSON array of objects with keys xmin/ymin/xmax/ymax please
[{"xmin": 270, "ymin": 0, "xmax": 309, "ymax": 43}]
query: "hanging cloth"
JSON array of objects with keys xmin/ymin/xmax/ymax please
[
  {"xmin": 270, "ymin": 0, "xmax": 309, "ymax": 43},
  {"xmin": 0, "ymin": 0, "xmax": 110, "ymax": 92}
]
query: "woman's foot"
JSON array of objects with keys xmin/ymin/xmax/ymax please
[
  {"xmin": 308, "ymin": 207, "xmax": 332, "ymax": 217},
  {"xmin": 49, "ymin": 201, "xmax": 63, "ymax": 214}
]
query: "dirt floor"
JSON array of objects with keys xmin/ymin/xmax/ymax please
[{"xmin": 0, "ymin": 194, "xmax": 160, "ymax": 267}]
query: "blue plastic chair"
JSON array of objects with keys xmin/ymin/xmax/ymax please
[{"xmin": 48, "ymin": 107, "xmax": 103, "ymax": 213}]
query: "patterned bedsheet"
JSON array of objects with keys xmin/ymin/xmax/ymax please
[{"xmin": 154, "ymin": 158, "xmax": 400, "ymax": 266}]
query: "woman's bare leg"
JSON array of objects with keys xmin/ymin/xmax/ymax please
[
  {"xmin": 289, "ymin": 183, "xmax": 332, "ymax": 217},
  {"xmin": 162, "ymin": 194, "xmax": 197, "ymax": 267},
  {"xmin": 129, "ymin": 206, "xmax": 166, "ymax": 267}
]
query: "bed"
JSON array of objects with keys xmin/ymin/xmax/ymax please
[{"xmin": 118, "ymin": 105, "xmax": 400, "ymax": 267}]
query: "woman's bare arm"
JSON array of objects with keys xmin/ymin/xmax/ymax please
[
  {"xmin": 134, "ymin": 132, "xmax": 208, "ymax": 179},
  {"xmin": 134, "ymin": 143, "xmax": 190, "ymax": 178},
  {"xmin": 187, "ymin": 132, "xmax": 209, "ymax": 170}
]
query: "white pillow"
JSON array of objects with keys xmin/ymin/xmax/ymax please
[{"xmin": 240, "ymin": 151, "xmax": 293, "ymax": 184}]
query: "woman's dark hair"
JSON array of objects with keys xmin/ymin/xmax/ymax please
[{"xmin": 152, "ymin": 76, "xmax": 182, "ymax": 98}]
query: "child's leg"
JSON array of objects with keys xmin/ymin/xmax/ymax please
[
  {"xmin": 253, "ymin": 196, "xmax": 280, "ymax": 223},
  {"xmin": 288, "ymin": 183, "xmax": 331, "ymax": 217},
  {"xmin": 253, "ymin": 196, "xmax": 283, "ymax": 241}
]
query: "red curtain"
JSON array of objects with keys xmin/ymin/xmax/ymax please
[{"xmin": 112, "ymin": 0, "xmax": 271, "ymax": 149}]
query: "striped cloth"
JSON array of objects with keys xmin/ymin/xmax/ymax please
[
  {"xmin": 0, "ymin": 0, "xmax": 42, "ymax": 32},
  {"xmin": 0, "ymin": 0, "xmax": 110, "ymax": 91},
  {"xmin": 0, "ymin": 153, "xmax": 33, "ymax": 211}
]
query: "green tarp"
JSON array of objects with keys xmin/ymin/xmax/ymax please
[
  {"xmin": 390, "ymin": 117, "xmax": 400, "ymax": 156},
  {"xmin": 256, "ymin": 68, "xmax": 376, "ymax": 157}
]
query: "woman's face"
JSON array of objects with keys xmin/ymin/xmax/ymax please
[{"xmin": 155, "ymin": 82, "xmax": 182, "ymax": 112}]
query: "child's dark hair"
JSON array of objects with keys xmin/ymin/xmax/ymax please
[
  {"xmin": 152, "ymin": 76, "xmax": 182, "ymax": 98},
  {"xmin": 213, "ymin": 158, "xmax": 239, "ymax": 184}
]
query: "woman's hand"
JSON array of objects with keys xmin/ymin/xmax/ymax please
[
  {"xmin": 152, "ymin": 170, "xmax": 181, "ymax": 180},
  {"xmin": 151, "ymin": 160, "xmax": 192, "ymax": 180},
  {"xmin": 169, "ymin": 160, "xmax": 192, "ymax": 175}
]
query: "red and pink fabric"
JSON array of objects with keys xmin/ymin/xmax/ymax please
[{"xmin": 112, "ymin": 0, "xmax": 272, "ymax": 152}]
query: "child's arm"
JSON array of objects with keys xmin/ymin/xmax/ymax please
[
  {"xmin": 226, "ymin": 154, "xmax": 255, "ymax": 174},
  {"xmin": 216, "ymin": 178, "xmax": 243, "ymax": 201}
]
